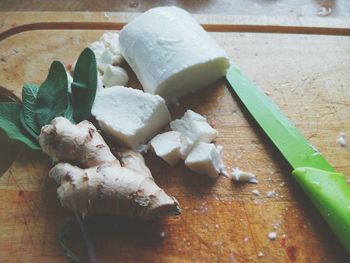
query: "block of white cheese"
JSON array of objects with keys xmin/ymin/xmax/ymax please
[
  {"xmin": 92, "ymin": 86, "xmax": 171, "ymax": 150},
  {"xmin": 149, "ymin": 131, "xmax": 187, "ymax": 165},
  {"xmin": 102, "ymin": 65, "xmax": 129, "ymax": 87},
  {"xmin": 119, "ymin": 7, "xmax": 230, "ymax": 101},
  {"xmin": 185, "ymin": 142, "xmax": 223, "ymax": 179},
  {"xmin": 170, "ymin": 110, "xmax": 218, "ymax": 157}
]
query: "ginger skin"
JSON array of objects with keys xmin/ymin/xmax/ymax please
[{"xmin": 39, "ymin": 117, "xmax": 180, "ymax": 219}]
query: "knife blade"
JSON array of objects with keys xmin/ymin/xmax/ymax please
[{"xmin": 226, "ymin": 64, "xmax": 350, "ymax": 254}]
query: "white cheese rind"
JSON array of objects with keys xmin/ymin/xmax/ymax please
[
  {"xmin": 185, "ymin": 142, "xmax": 223, "ymax": 179},
  {"xmin": 91, "ymin": 86, "xmax": 171, "ymax": 150},
  {"xmin": 119, "ymin": 7, "xmax": 230, "ymax": 101},
  {"xmin": 150, "ymin": 131, "xmax": 184, "ymax": 165},
  {"xmin": 170, "ymin": 110, "xmax": 218, "ymax": 156}
]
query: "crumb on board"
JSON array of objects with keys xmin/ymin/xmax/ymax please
[
  {"xmin": 231, "ymin": 167, "xmax": 257, "ymax": 183},
  {"xmin": 252, "ymin": 189, "xmax": 260, "ymax": 196},
  {"xmin": 338, "ymin": 132, "xmax": 347, "ymax": 147},
  {"xmin": 268, "ymin": 232, "xmax": 277, "ymax": 240},
  {"xmin": 267, "ymin": 190, "xmax": 276, "ymax": 198}
]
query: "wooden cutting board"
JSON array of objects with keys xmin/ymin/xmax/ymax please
[{"xmin": 0, "ymin": 12, "xmax": 350, "ymax": 263}]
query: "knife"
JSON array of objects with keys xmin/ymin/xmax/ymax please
[{"xmin": 226, "ymin": 64, "xmax": 350, "ymax": 254}]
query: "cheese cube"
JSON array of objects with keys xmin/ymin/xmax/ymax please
[
  {"xmin": 92, "ymin": 86, "xmax": 171, "ymax": 150},
  {"xmin": 185, "ymin": 142, "xmax": 223, "ymax": 179},
  {"xmin": 102, "ymin": 65, "xmax": 129, "ymax": 87},
  {"xmin": 150, "ymin": 131, "xmax": 186, "ymax": 165}
]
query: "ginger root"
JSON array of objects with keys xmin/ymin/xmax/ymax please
[{"xmin": 39, "ymin": 117, "xmax": 180, "ymax": 218}]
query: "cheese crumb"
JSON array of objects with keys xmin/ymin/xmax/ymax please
[
  {"xmin": 231, "ymin": 167, "xmax": 257, "ymax": 183},
  {"xmin": 252, "ymin": 190, "xmax": 260, "ymax": 196},
  {"xmin": 258, "ymin": 252, "xmax": 264, "ymax": 257},
  {"xmin": 268, "ymin": 232, "xmax": 277, "ymax": 240},
  {"xmin": 338, "ymin": 132, "xmax": 347, "ymax": 147},
  {"xmin": 267, "ymin": 190, "xmax": 276, "ymax": 198}
]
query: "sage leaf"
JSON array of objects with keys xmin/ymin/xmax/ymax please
[
  {"xmin": 0, "ymin": 102, "xmax": 40, "ymax": 150},
  {"xmin": 71, "ymin": 48, "xmax": 97, "ymax": 122},
  {"xmin": 0, "ymin": 130, "xmax": 22, "ymax": 176},
  {"xmin": 64, "ymin": 96, "xmax": 75, "ymax": 123},
  {"xmin": 35, "ymin": 61, "xmax": 69, "ymax": 127},
  {"xmin": 20, "ymin": 83, "xmax": 40, "ymax": 138}
]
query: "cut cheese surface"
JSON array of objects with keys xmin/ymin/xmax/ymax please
[
  {"xmin": 91, "ymin": 86, "xmax": 171, "ymax": 150},
  {"xmin": 185, "ymin": 142, "xmax": 223, "ymax": 179},
  {"xmin": 119, "ymin": 7, "xmax": 230, "ymax": 101}
]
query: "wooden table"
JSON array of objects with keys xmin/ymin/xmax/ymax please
[
  {"xmin": 0, "ymin": 11, "xmax": 349, "ymax": 262},
  {"xmin": 0, "ymin": 0, "xmax": 349, "ymax": 18}
]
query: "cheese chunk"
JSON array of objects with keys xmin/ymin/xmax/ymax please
[
  {"xmin": 185, "ymin": 142, "xmax": 223, "ymax": 179},
  {"xmin": 92, "ymin": 86, "xmax": 171, "ymax": 150},
  {"xmin": 89, "ymin": 32, "xmax": 124, "ymax": 73},
  {"xmin": 150, "ymin": 131, "xmax": 186, "ymax": 165},
  {"xmin": 170, "ymin": 110, "xmax": 218, "ymax": 156},
  {"xmin": 119, "ymin": 7, "xmax": 230, "ymax": 101},
  {"xmin": 102, "ymin": 65, "xmax": 129, "ymax": 87}
]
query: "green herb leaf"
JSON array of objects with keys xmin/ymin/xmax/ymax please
[
  {"xmin": 0, "ymin": 130, "xmax": 22, "ymax": 176},
  {"xmin": 64, "ymin": 96, "xmax": 75, "ymax": 123},
  {"xmin": 20, "ymin": 83, "xmax": 40, "ymax": 138},
  {"xmin": 71, "ymin": 48, "xmax": 97, "ymax": 122},
  {"xmin": 35, "ymin": 61, "xmax": 69, "ymax": 127},
  {"xmin": 0, "ymin": 102, "xmax": 40, "ymax": 150}
]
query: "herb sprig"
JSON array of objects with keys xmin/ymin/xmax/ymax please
[{"xmin": 0, "ymin": 48, "xmax": 97, "ymax": 150}]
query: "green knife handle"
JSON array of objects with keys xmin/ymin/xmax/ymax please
[{"xmin": 292, "ymin": 167, "xmax": 350, "ymax": 254}]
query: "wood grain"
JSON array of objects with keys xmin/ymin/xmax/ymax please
[{"xmin": 0, "ymin": 12, "xmax": 349, "ymax": 262}]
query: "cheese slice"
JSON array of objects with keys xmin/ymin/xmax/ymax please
[
  {"xmin": 92, "ymin": 86, "xmax": 171, "ymax": 150},
  {"xmin": 185, "ymin": 142, "xmax": 223, "ymax": 179},
  {"xmin": 170, "ymin": 110, "xmax": 218, "ymax": 157},
  {"xmin": 119, "ymin": 7, "xmax": 230, "ymax": 101}
]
